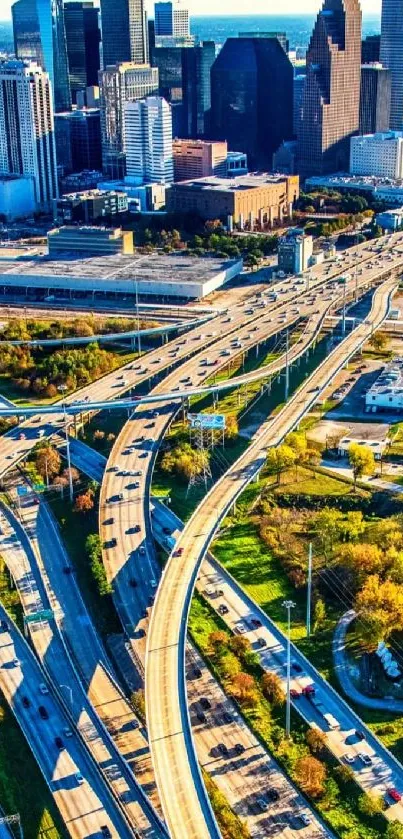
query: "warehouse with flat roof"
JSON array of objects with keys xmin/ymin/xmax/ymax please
[{"xmin": 0, "ymin": 252, "xmax": 242, "ymax": 301}]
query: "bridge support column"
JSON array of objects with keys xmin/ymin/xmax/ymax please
[{"xmin": 256, "ymin": 344, "xmax": 259, "ymax": 358}]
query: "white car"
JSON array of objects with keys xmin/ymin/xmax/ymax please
[
  {"xmin": 344, "ymin": 753, "xmax": 355, "ymax": 764},
  {"xmin": 39, "ymin": 683, "xmax": 49, "ymax": 695},
  {"xmin": 234, "ymin": 623, "xmax": 246, "ymax": 634},
  {"xmin": 300, "ymin": 814, "xmax": 311, "ymax": 827}
]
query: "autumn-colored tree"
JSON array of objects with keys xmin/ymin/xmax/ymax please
[
  {"xmin": 348, "ymin": 443, "xmax": 375, "ymax": 488},
  {"xmin": 306, "ymin": 727, "xmax": 327, "ymax": 754},
  {"xmin": 209, "ymin": 631, "xmax": 228, "ymax": 654},
  {"xmin": 355, "ymin": 574, "xmax": 403, "ymax": 647},
  {"xmin": 107, "ymin": 432, "xmax": 116, "ymax": 443},
  {"xmin": 294, "ymin": 755, "xmax": 326, "ymax": 798},
  {"xmin": 266, "ymin": 444, "xmax": 296, "ymax": 484},
  {"xmin": 93, "ymin": 429, "xmax": 105, "ymax": 441},
  {"xmin": 261, "ymin": 672, "xmax": 285, "ymax": 706},
  {"xmin": 161, "ymin": 443, "xmax": 210, "ymax": 481},
  {"xmin": 369, "ymin": 331, "xmax": 388, "ymax": 353},
  {"xmin": 334, "ymin": 764, "xmax": 354, "ymax": 785},
  {"xmin": 131, "ymin": 688, "xmax": 146, "ymax": 722},
  {"xmin": 74, "ymin": 490, "xmax": 94, "ymax": 514},
  {"xmin": 229, "ymin": 636, "xmax": 251, "ymax": 658},
  {"xmin": 53, "ymin": 475, "xmax": 69, "ymax": 498},
  {"xmin": 62, "ymin": 466, "xmax": 80, "ymax": 483},
  {"xmin": 225, "ymin": 415, "xmax": 239, "ymax": 441},
  {"xmin": 230, "ymin": 672, "xmax": 258, "ymax": 706},
  {"xmin": 35, "ymin": 446, "xmax": 61, "ymax": 482},
  {"xmin": 338, "ymin": 543, "xmax": 383, "ymax": 584}
]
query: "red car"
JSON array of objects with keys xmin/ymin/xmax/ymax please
[
  {"xmin": 290, "ymin": 689, "xmax": 301, "ymax": 700},
  {"xmin": 302, "ymin": 684, "xmax": 316, "ymax": 697},
  {"xmin": 388, "ymin": 788, "xmax": 402, "ymax": 803},
  {"xmin": 175, "ymin": 547, "xmax": 184, "ymax": 557}
]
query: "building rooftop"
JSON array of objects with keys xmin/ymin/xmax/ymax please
[
  {"xmin": 306, "ymin": 173, "xmax": 403, "ymax": 189},
  {"xmin": 366, "ymin": 359, "xmax": 403, "ymax": 399},
  {"xmin": 0, "ymin": 252, "xmax": 239, "ymax": 286},
  {"xmin": 171, "ymin": 172, "xmax": 293, "ymax": 192},
  {"xmin": 59, "ymin": 189, "xmax": 127, "ymax": 200}
]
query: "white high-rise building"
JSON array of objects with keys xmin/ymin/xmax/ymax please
[
  {"xmin": 350, "ymin": 131, "xmax": 403, "ymax": 179},
  {"xmin": 154, "ymin": 0, "xmax": 190, "ymax": 38},
  {"xmin": 0, "ymin": 60, "xmax": 58, "ymax": 210},
  {"xmin": 124, "ymin": 96, "xmax": 173, "ymax": 184}
]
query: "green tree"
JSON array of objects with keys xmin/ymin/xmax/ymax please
[
  {"xmin": 266, "ymin": 444, "xmax": 296, "ymax": 484},
  {"xmin": 386, "ymin": 822, "xmax": 403, "ymax": 839},
  {"xmin": 313, "ymin": 507, "xmax": 344, "ymax": 554},
  {"xmin": 369, "ymin": 330, "xmax": 389, "ymax": 353},
  {"xmin": 314, "ymin": 598, "xmax": 326, "ymax": 632},
  {"xmin": 85, "ymin": 534, "xmax": 112, "ymax": 596},
  {"xmin": 348, "ymin": 443, "xmax": 375, "ymax": 488},
  {"xmin": 357, "ymin": 792, "xmax": 385, "ymax": 817}
]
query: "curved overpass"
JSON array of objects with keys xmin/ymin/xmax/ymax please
[{"xmin": 145, "ymin": 276, "xmax": 398, "ymax": 839}]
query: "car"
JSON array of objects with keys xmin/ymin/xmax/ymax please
[
  {"xmin": 223, "ymin": 711, "xmax": 232, "ymax": 724},
  {"xmin": 139, "ymin": 546, "xmax": 146, "ymax": 555},
  {"xmin": 267, "ymin": 788, "xmax": 280, "ymax": 802},
  {"xmin": 63, "ymin": 727, "xmax": 73, "ymax": 738},
  {"xmin": 22, "ymin": 696, "xmax": 30, "ymax": 708},
  {"xmin": 150, "ymin": 579, "xmax": 158, "ymax": 589},
  {"xmin": 257, "ymin": 638, "xmax": 266, "ymax": 648},
  {"xmin": 234, "ymin": 743, "xmax": 244, "ymax": 755},
  {"xmin": 387, "ymin": 788, "xmax": 402, "ymax": 803},
  {"xmin": 63, "ymin": 566, "xmax": 72, "ymax": 575},
  {"xmin": 218, "ymin": 604, "xmax": 229, "ymax": 616},
  {"xmin": 117, "ymin": 493, "xmax": 124, "ymax": 501},
  {"xmin": 291, "ymin": 662, "xmax": 303, "ymax": 673},
  {"xmin": 217, "ymin": 743, "xmax": 229, "ymax": 757},
  {"xmin": 355, "ymin": 729, "xmax": 365, "ymax": 741},
  {"xmin": 12, "ymin": 658, "xmax": 20, "ymax": 667},
  {"xmin": 256, "ymin": 798, "xmax": 269, "ymax": 812},
  {"xmin": 192, "ymin": 667, "xmax": 202, "ymax": 679},
  {"xmin": 344, "ymin": 753, "xmax": 355, "ymax": 764},
  {"xmin": 196, "ymin": 711, "xmax": 207, "ymax": 724},
  {"xmin": 19, "ymin": 433, "xmax": 26, "ymax": 440},
  {"xmin": 250, "ymin": 617, "xmax": 262, "ymax": 628},
  {"xmin": 300, "ymin": 814, "xmax": 311, "ymax": 827},
  {"xmin": 0, "ymin": 620, "xmax": 8, "ymax": 632},
  {"xmin": 200, "ymin": 697, "xmax": 211, "ymax": 710},
  {"xmin": 162, "ymin": 527, "xmax": 171, "ymax": 535},
  {"xmin": 129, "ymin": 578, "xmax": 137, "ymax": 588},
  {"xmin": 290, "ymin": 689, "xmax": 301, "ymax": 699},
  {"xmin": 302, "ymin": 684, "xmax": 315, "ymax": 697},
  {"xmin": 39, "ymin": 683, "xmax": 49, "ymax": 695},
  {"xmin": 235, "ymin": 623, "xmax": 246, "ymax": 634},
  {"xmin": 38, "ymin": 705, "xmax": 49, "ymax": 720},
  {"xmin": 100, "ymin": 828, "xmax": 112, "ymax": 839},
  {"xmin": 174, "ymin": 547, "xmax": 184, "ymax": 557},
  {"xmin": 55, "ymin": 736, "xmax": 64, "ymax": 750},
  {"xmin": 358, "ymin": 752, "xmax": 372, "ymax": 766},
  {"xmin": 75, "ymin": 772, "xmax": 84, "ymax": 785}
]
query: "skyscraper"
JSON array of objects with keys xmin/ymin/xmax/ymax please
[
  {"xmin": 210, "ymin": 37, "xmax": 293, "ymax": 168},
  {"xmin": 359, "ymin": 64, "xmax": 391, "ymax": 135},
  {"xmin": 0, "ymin": 60, "xmax": 58, "ymax": 209},
  {"xmin": 362, "ymin": 34, "xmax": 380, "ymax": 63},
  {"xmin": 151, "ymin": 41, "xmax": 215, "ymax": 137},
  {"xmin": 12, "ymin": 0, "xmax": 71, "ymax": 112},
  {"xmin": 298, "ymin": 0, "xmax": 362, "ymax": 178},
  {"xmin": 99, "ymin": 62, "xmax": 159, "ymax": 177},
  {"xmin": 55, "ymin": 108, "xmax": 102, "ymax": 173},
  {"xmin": 155, "ymin": 1, "xmax": 190, "ymax": 39},
  {"xmin": 64, "ymin": 1, "xmax": 101, "ymax": 103},
  {"xmin": 380, "ymin": 0, "xmax": 403, "ymax": 130},
  {"xmin": 124, "ymin": 96, "xmax": 173, "ymax": 183},
  {"xmin": 100, "ymin": 0, "xmax": 148, "ymax": 66}
]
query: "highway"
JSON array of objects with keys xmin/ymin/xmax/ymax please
[
  {"xmin": 0, "ymin": 494, "xmax": 166, "ymax": 837},
  {"xmin": 0, "ymin": 599, "xmax": 132, "ymax": 839},
  {"xmin": 145, "ymin": 276, "xmax": 399, "ymax": 838}
]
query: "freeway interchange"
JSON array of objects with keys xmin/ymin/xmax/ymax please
[{"xmin": 1, "ymin": 231, "xmax": 403, "ymax": 838}]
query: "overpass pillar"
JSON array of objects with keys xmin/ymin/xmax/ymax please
[{"xmin": 256, "ymin": 344, "xmax": 259, "ymax": 358}]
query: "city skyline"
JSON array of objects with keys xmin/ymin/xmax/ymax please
[{"xmin": 0, "ymin": 0, "xmax": 382, "ymax": 20}]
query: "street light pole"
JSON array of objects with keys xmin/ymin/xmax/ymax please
[
  {"xmin": 283, "ymin": 599, "xmax": 295, "ymax": 739},
  {"xmin": 63, "ymin": 405, "xmax": 74, "ymax": 503},
  {"xmin": 60, "ymin": 683, "xmax": 73, "ymax": 714},
  {"xmin": 306, "ymin": 542, "xmax": 313, "ymax": 638}
]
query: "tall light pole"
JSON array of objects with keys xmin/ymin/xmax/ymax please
[
  {"xmin": 63, "ymin": 405, "xmax": 74, "ymax": 503},
  {"xmin": 283, "ymin": 599, "xmax": 295, "ymax": 739},
  {"xmin": 306, "ymin": 542, "xmax": 313, "ymax": 638}
]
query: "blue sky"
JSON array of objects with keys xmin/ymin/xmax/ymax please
[{"xmin": 0, "ymin": 0, "xmax": 382, "ymax": 21}]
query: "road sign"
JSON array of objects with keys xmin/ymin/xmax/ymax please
[
  {"xmin": 24, "ymin": 609, "xmax": 53, "ymax": 624},
  {"xmin": 188, "ymin": 413, "xmax": 226, "ymax": 430},
  {"xmin": 33, "ymin": 483, "xmax": 46, "ymax": 492},
  {"xmin": 16, "ymin": 486, "xmax": 29, "ymax": 497}
]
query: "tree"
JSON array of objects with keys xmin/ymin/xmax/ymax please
[
  {"xmin": 266, "ymin": 444, "xmax": 296, "ymax": 484},
  {"xmin": 131, "ymin": 688, "xmax": 146, "ymax": 722},
  {"xmin": 357, "ymin": 792, "xmax": 385, "ymax": 817},
  {"xmin": 85, "ymin": 533, "xmax": 112, "ymax": 596},
  {"xmin": 35, "ymin": 446, "xmax": 61, "ymax": 483},
  {"xmin": 386, "ymin": 823, "xmax": 403, "ymax": 839},
  {"xmin": 74, "ymin": 490, "xmax": 94, "ymax": 514},
  {"xmin": 294, "ymin": 755, "xmax": 326, "ymax": 798},
  {"xmin": 334, "ymin": 764, "xmax": 354, "ymax": 785},
  {"xmin": 225, "ymin": 415, "xmax": 238, "ymax": 441},
  {"xmin": 230, "ymin": 672, "xmax": 258, "ymax": 706},
  {"xmin": 53, "ymin": 475, "xmax": 68, "ymax": 498},
  {"xmin": 369, "ymin": 331, "xmax": 388, "ymax": 353},
  {"xmin": 338, "ymin": 543, "xmax": 383, "ymax": 584},
  {"xmin": 355, "ymin": 575, "xmax": 403, "ymax": 646},
  {"xmin": 229, "ymin": 636, "xmax": 251, "ymax": 658},
  {"xmin": 347, "ymin": 443, "xmax": 375, "ymax": 489},
  {"xmin": 161, "ymin": 443, "xmax": 210, "ymax": 481},
  {"xmin": 209, "ymin": 631, "xmax": 228, "ymax": 654},
  {"xmin": 306, "ymin": 727, "xmax": 327, "ymax": 754},
  {"xmin": 314, "ymin": 598, "xmax": 326, "ymax": 632},
  {"xmin": 62, "ymin": 466, "xmax": 80, "ymax": 483},
  {"xmin": 261, "ymin": 672, "xmax": 285, "ymax": 706},
  {"xmin": 313, "ymin": 507, "xmax": 344, "ymax": 554}
]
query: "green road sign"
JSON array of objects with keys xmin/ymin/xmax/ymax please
[{"xmin": 24, "ymin": 609, "xmax": 53, "ymax": 624}]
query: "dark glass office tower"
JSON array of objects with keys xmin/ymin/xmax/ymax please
[
  {"xmin": 359, "ymin": 64, "xmax": 391, "ymax": 134},
  {"xmin": 210, "ymin": 37, "xmax": 293, "ymax": 168},
  {"xmin": 100, "ymin": 0, "xmax": 148, "ymax": 66},
  {"xmin": 12, "ymin": 0, "xmax": 71, "ymax": 111},
  {"xmin": 64, "ymin": 2, "xmax": 101, "ymax": 103},
  {"xmin": 381, "ymin": 0, "xmax": 403, "ymax": 130},
  {"xmin": 298, "ymin": 0, "xmax": 362, "ymax": 179},
  {"xmin": 362, "ymin": 34, "xmax": 380, "ymax": 63},
  {"xmin": 151, "ymin": 41, "xmax": 215, "ymax": 137}
]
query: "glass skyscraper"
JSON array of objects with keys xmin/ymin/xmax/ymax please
[
  {"xmin": 380, "ymin": 0, "xmax": 403, "ymax": 130},
  {"xmin": 64, "ymin": 1, "xmax": 101, "ymax": 103},
  {"xmin": 12, "ymin": 0, "xmax": 71, "ymax": 112},
  {"xmin": 100, "ymin": 0, "xmax": 148, "ymax": 67}
]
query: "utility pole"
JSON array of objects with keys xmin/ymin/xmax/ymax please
[
  {"xmin": 306, "ymin": 542, "xmax": 313, "ymax": 638},
  {"xmin": 342, "ymin": 279, "xmax": 346, "ymax": 336},
  {"xmin": 285, "ymin": 329, "xmax": 290, "ymax": 401},
  {"xmin": 63, "ymin": 406, "xmax": 74, "ymax": 503},
  {"xmin": 283, "ymin": 599, "xmax": 295, "ymax": 739}
]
